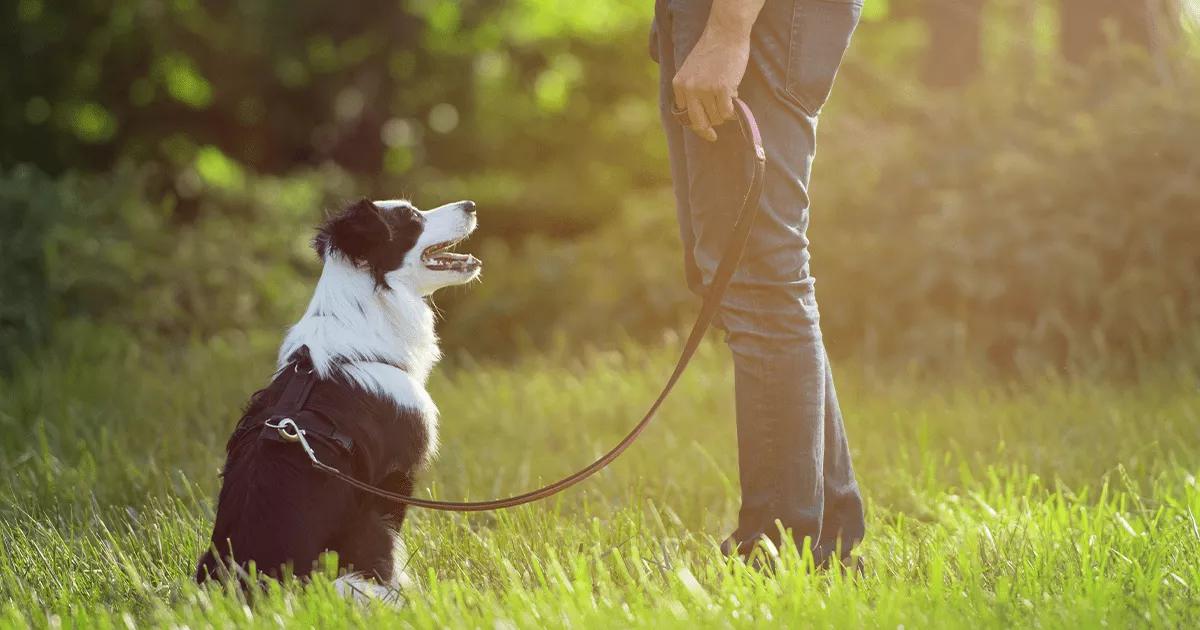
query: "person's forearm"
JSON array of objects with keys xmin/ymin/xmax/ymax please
[{"xmin": 705, "ymin": 0, "xmax": 767, "ymax": 41}]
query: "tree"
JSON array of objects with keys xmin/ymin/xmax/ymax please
[
  {"xmin": 1059, "ymin": 0, "xmax": 1181, "ymax": 65},
  {"xmin": 919, "ymin": 0, "xmax": 988, "ymax": 88}
]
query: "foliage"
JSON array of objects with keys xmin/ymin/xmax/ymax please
[
  {"xmin": 814, "ymin": 68, "xmax": 1200, "ymax": 369},
  {"xmin": 1, "ymin": 334, "xmax": 1199, "ymax": 626},
  {"xmin": 0, "ymin": 163, "xmax": 333, "ymax": 371},
  {"xmin": 3, "ymin": 67, "xmax": 1198, "ymax": 371},
  {"xmin": 2, "ymin": 0, "xmax": 662, "ymax": 237},
  {"xmin": 3, "ymin": 1, "xmax": 1198, "ymax": 371},
  {"xmin": 440, "ymin": 69, "xmax": 1200, "ymax": 369},
  {"xmin": 0, "ymin": 167, "xmax": 57, "ymax": 361}
]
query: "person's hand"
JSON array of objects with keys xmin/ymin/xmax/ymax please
[{"xmin": 672, "ymin": 25, "xmax": 751, "ymax": 142}]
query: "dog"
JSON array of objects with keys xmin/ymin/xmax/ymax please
[{"xmin": 195, "ymin": 197, "xmax": 480, "ymax": 599}]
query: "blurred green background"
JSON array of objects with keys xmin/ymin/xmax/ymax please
[{"xmin": 3, "ymin": 0, "xmax": 1199, "ymax": 372}]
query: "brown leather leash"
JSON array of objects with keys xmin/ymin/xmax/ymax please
[{"xmin": 270, "ymin": 98, "xmax": 766, "ymax": 511}]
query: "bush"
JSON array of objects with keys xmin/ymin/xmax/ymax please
[
  {"xmin": 0, "ymin": 163, "xmax": 348, "ymax": 371},
  {"xmin": 814, "ymin": 69, "xmax": 1200, "ymax": 369},
  {"xmin": 3, "ymin": 1, "xmax": 662, "ymax": 242},
  {"xmin": 439, "ymin": 69, "xmax": 1200, "ymax": 370},
  {"xmin": 0, "ymin": 167, "xmax": 59, "ymax": 361},
  {"xmin": 4, "ymin": 70, "xmax": 1198, "ymax": 373}
]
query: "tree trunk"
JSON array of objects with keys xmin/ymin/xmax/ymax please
[
  {"xmin": 920, "ymin": 0, "xmax": 988, "ymax": 88},
  {"xmin": 1059, "ymin": 0, "xmax": 1180, "ymax": 64}
]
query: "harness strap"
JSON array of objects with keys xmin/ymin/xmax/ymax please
[
  {"xmin": 266, "ymin": 98, "xmax": 767, "ymax": 512},
  {"xmin": 226, "ymin": 348, "xmax": 354, "ymax": 455},
  {"xmin": 276, "ymin": 359, "xmax": 317, "ymax": 413}
]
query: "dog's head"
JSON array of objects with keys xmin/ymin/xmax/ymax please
[{"xmin": 314, "ymin": 198, "xmax": 480, "ymax": 295}]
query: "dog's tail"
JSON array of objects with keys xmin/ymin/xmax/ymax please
[{"xmin": 194, "ymin": 549, "xmax": 219, "ymax": 583}]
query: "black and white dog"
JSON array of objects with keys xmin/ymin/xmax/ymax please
[{"xmin": 196, "ymin": 198, "xmax": 480, "ymax": 598}]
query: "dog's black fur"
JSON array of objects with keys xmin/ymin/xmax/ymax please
[
  {"xmin": 195, "ymin": 366, "xmax": 430, "ymax": 584},
  {"xmin": 315, "ymin": 198, "xmax": 426, "ymax": 287}
]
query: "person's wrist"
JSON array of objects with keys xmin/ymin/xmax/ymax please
[
  {"xmin": 705, "ymin": 6, "xmax": 755, "ymax": 43},
  {"xmin": 704, "ymin": 19, "xmax": 752, "ymax": 46}
]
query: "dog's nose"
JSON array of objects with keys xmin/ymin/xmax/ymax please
[{"xmin": 461, "ymin": 200, "xmax": 476, "ymax": 214}]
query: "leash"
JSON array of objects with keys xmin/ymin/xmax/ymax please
[{"xmin": 269, "ymin": 98, "xmax": 765, "ymax": 511}]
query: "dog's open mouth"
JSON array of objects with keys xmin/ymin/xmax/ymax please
[{"xmin": 421, "ymin": 239, "xmax": 481, "ymax": 273}]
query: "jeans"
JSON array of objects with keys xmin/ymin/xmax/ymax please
[{"xmin": 652, "ymin": 0, "xmax": 865, "ymax": 564}]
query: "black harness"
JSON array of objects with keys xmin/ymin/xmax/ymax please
[
  {"xmin": 226, "ymin": 347, "xmax": 357, "ymax": 465},
  {"xmin": 199, "ymin": 346, "xmax": 428, "ymax": 583}
]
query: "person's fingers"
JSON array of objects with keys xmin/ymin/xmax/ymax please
[
  {"xmin": 671, "ymin": 79, "xmax": 686, "ymax": 117},
  {"xmin": 715, "ymin": 91, "xmax": 736, "ymax": 122},
  {"xmin": 699, "ymin": 92, "xmax": 726, "ymax": 128},
  {"xmin": 686, "ymin": 93, "xmax": 717, "ymax": 142}
]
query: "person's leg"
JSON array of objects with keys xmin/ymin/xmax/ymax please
[
  {"xmin": 656, "ymin": 0, "xmax": 865, "ymax": 565},
  {"xmin": 814, "ymin": 348, "xmax": 865, "ymax": 561}
]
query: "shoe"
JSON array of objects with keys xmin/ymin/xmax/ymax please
[
  {"xmin": 720, "ymin": 534, "xmax": 778, "ymax": 572},
  {"xmin": 722, "ymin": 533, "xmax": 865, "ymax": 576}
]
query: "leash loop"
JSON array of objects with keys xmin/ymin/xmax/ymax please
[{"xmin": 271, "ymin": 98, "xmax": 766, "ymax": 511}]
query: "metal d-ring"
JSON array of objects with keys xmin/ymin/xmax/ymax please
[
  {"xmin": 264, "ymin": 416, "xmax": 326, "ymax": 469},
  {"xmin": 293, "ymin": 363, "xmax": 314, "ymax": 376},
  {"xmin": 265, "ymin": 417, "xmax": 303, "ymax": 442}
]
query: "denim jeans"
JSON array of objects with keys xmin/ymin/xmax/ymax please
[{"xmin": 652, "ymin": 0, "xmax": 865, "ymax": 564}]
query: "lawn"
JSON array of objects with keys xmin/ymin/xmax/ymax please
[{"xmin": 2, "ymin": 330, "xmax": 1198, "ymax": 628}]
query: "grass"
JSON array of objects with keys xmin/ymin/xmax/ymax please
[{"xmin": 1, "ymin": 327, "xmax": 1198, "ymax": 628}]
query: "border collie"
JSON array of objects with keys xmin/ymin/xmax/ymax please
[{"xmin": 195, "ymin": 198, "xmax": 480, "ymax": 600}]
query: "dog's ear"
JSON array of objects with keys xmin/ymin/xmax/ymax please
[{"xmin": 316, "ymin": 198, "xmax": 392, "ymax": 263}]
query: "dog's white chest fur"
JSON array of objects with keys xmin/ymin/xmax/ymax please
[{"xmin": 278, "ymin": 253, "xmax": 441, "ymax": 453}]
